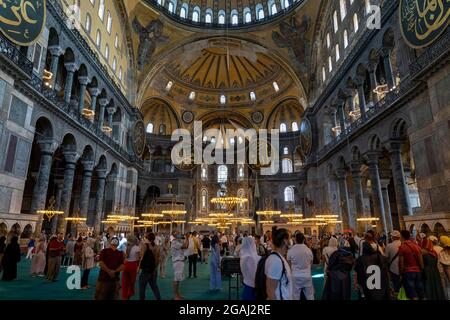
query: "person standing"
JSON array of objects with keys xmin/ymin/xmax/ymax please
[
  {"xmin": 220, "ymin": 233, "xmax": 228, "ymax": 255},
  {"xmin": 385, "ymin": 230, "xmax": 402, "ymax": 296},
  {"xmin": 210, "ymin": 235, "xmax": 222, "ymax": 291},
  {"xmin": 398, "ymin": 230, "xmax": 425, "ymax": 300},
  {"xmin": 94, "ymin": 237, "xmax": 124, "ymax": 300},
  {"xmin": 438, "ymin": 236, "xmax": 450, "ymax": 300},
  {"xmin": 62, "ymin": 235, "xmax": 75, "ymax": 267},
  {"xmin": 73, "ymin": 236, "xmax": 83, "ymax": 266},
  {"xmin": 139, "ymin": 233, "xmax": 162, "ymax": 300},
  {"xmin": 187, "ymin": 231, "xmax": 200, "ymax": 278},
  {"xmin": 265, "ymin": 227, "xmax": 293, "ymax": 300},
  {"xmin": 240, "ymin": 236, "xmax": 260, "ymax": 300},
  {"xmin": 287, "ymin": 232, "xmax": 314, "ymax": 300},
  {"xmin": 201, "ymin": 234, "xmax": 211, "ymax": 264},
  {"xmin": 171, "ymin": 230, "xmax": 188, "ymax": 300},
  {"xmin": 420, "ymin": 237, "xmax": 445, "ymax": 300},
  {"xmin": 31, "ymin": 234, "xmax": 47, "ymax": 277},
  {"xmin": 26, "ymin": 237, "xmax": 35, "ymax": 260},
  {"xmin": 81, "ymin": 237, "xmax": 96, "ymax": 289},
  {"xmin": 1, "ymin": 236, "xmax": 21, "ymax": 281},
  {"xmin": 159, "ymin": 235, "xmax": 170, "ymax": 278},
  {"xmin": 121, "ymin": 235, "xmax": 140, "ymax": 299},
  {"xmin": 321, "ymin": 236, "xmax": 338, "ymax": 283},
  {"xmin": 46, "ymin": 233, "xmax": 65, "ymax": 282}
]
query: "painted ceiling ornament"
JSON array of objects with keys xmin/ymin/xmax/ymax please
[
  {"xmin": 132, "ymin": 17, "xmax": 169, "ymax": 71},
  {"xmin": 252, "ymin": 111, "xmax": 264, "ymax": 124},
  {"xmin": 272, "ymin": 15, "xmax": 311, "ymax": 74},
  {"xmin": 182, "ymin": 110, "xmax": 194, "ymax": 124},
  {"xmin": 0, "ymin": 0, "xmax": 46, "ymax": 46},
  {"xmin": 400, "ymin": 0, "xmax": 450, "ymax": 48},
  {"xmin": 132, "ymin": 119, "xmax": 146, "ymax": 158}
]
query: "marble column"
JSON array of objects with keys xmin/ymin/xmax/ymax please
[
  {"xmin": 77, "ymin": 76, "xmax": 89, "ymax": 113},
  {"xmin": 350, "ymin": 161, "xmax": 366, "ymax": 233},
  {"xmin": 107, "ymin": 107, "xmax": 116, "ymax": 128},
  {"xmin": 355, "ymin": 78, "xmax": 367, "ymax": 118},
  {"xmin": 88, "ymin": 87, "xmax": 100, "ymax": 118},
  {"xmin": 47, "ymin": 46, "xmax": 63, "ymax": 88},
  {"xmin": 336, "ymin": 169, "xmax": 355, "ymax": 231},
  {"xmin": 63, "ymin": 63, "xmax": 77, "ymax": 104},
  {"xmin": 346, "ymin": 91, "xmax": 356, "ymax": 114},
  {"xmin": 56, "ymin": 151, "xmax": 79, "ymax": 234},
  {"xmin": 98, "ymin": 98, "xmax": 108, "ymax": 129},
  {"xmin": 31, "ymin": 139, "xmax": 56, "ymax": 236},
  {"xmin": 388, "ymin": 141, "xmax": 412, "ymax": 228},
  {"xmin": 52, "ymin": 180, "xmax": 64, "ymax": 234},
  {"xmin": 79, "ymin": 161, "xmax": 94, "ymax": 218},
  {"xmin": 337, "ymin": 100, "xmax": 346, "ymax": 134},
  {"xmin": 381, "ymin": 47, "xmax": 396, "ymax": 90},
  {"xmin": 368, "ymin": 62, "xmax": 378, "ymax": 103},
  {"xmin": 93, "ymin": 169, "xmax": 107, "ymax": 234},
  {"xmin": 380, "ymin": 178, "xmax": 394, "ymax": 232},
  {"xmin": 366, "ymin": 152, "xmax": 388, "ymax": 235}
]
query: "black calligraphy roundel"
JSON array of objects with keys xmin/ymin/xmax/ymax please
[
  {"xmin": 132, "ymin": 120, "xmax": 146, "ymax": 158},
  {"xmin": 400, "ymin": 0, "xmax": 450, "ymax": 49},
  {"xmin": 299, "ymin": 118, "xmax": 312, "ymax": 157},
  {"xmin": 0, "ymin": 0, "xmax": 46, "ymax": 46}
]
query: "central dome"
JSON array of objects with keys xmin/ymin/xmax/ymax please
[{"xmin": 143, "ymin": 0, "xmax": 306, "ymax": 28}]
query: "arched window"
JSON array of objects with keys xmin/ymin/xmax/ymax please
[
  {"xmin": 282, "ymin": 158, "xmax": 293, "ymax": 173},
  {"xmin": 244, "ymin": 8, "xmax": 251, "ymax": 23},
  {"xmin": 96, "ymin": 30, "xmax": 102, "ymax": 47},
  {"xmin": 269, "ymin": 1, "xmax": 277, "ymax": 15},
  {"xmin": 146, "ymin": 123, "xmax": 154, "ymax": 133},
  {"xmin": 284, "ymin": 186, "xmax": 294, "ymax": 202},
  {"xmin": 180, "ymin": 6, "xmax": 187, "ymax": 19},
  {"xmin": 205, "ymin": 9, "xmax": 212, "ymax": 23},
  {"xmin": 328, "ymin": 56, "xmax": 333, "ymax": 72},
  {"xmin": 218, "ymin": 165, "xmax": 228, "ymax": 183},
  {"xmin": 250, "ymin": 91, "xmax": 256, "ymax": 101},
  {"xmin": 343, "ymin": 29, "xmax": 348, "ymax": 48},
  {"xmin": 106, "ymin": 11, "xmax": 112, "ymax": 34},
  {"xmin": 159, "ymin": 124, "xmax": 166, "ymax": 135},
  {"xmin": 353, "ymin": 13, "xmax": 359, "ymax": 32},
  {"xmin": 85, "ymin": 14, "xmax": 92, "ymax": 33},
  {"xmin": 189, "ymin": 91, "xmax": 196, "ymax": 100},
  {"xmin": 326, "ymin": 33, "xmax": 331, "ymax": 48},
  {"xmin": 280, "ymin": 123, "xmax": 287, "ymax": 133},
  {"xmin": 238, "ymin": 165, "xmax": 244, "ymax": 179},
  {"xmin": 201, "ymin": 164, "xmax": 208, "ymax": 180},
  {"xmin": 105, "ymin": 44, "xmax": 110, "ymax": 60},
  {"xmin": 112, "ymin": 57, "xmax": 117, "ymax": 71},
  {"xmin": 256, "ymin": 4, "xmax": 264, "ymax": 20},
  {"xmin": 292, "ymin": 122, "xmax": 299, "ymax": 131},
  {"xmin": 322, "ymin": 67, "xmax": 326, "ymax": 82},
  {"xmin": 284, "ymin": 0, "xmax": 290, "ymax": 9},
  {"xmin": 98, "ymin": 0, "xmax": 105, "ymax": 20},
  {"xmin": 201, "ymin": 189, "xmax": 208, "ymax": 209},
  {"xmin": 220, "ymin": 95, "xmax": 226, "ymax": 104},
  {"xmin": 335, "ymin": 44, "xmax": 340, "ymax": 61},
  {"xmin": 114, "ymin": 34, "xmax": 119, "ymax": 49},
  {"xmin": 283, "ymin": 147, "xmax": 289, "ymax": 155},
  {"xmin": 365, "ymin": 0, "xmax": 371, "ymax": 14},
  {"xmin": 340, "ymin": 0, "xmax": 347, "ymax": 20},
  {"xmin": 118, "ymin": 67, "xmax": 122, "ymax": 81},
  {"xmin": 218, "ymin": 10, "xmax": 225, "ymax": 24},
  {"xmin": 333, "ymin": 11, "xmax": 338, "ymax": 32},
  {"xmin": 168, "ymin": 1, "xmax": 175, "ymax": 13},
  {"xmin": 192, "ymin": 7, "xmax": 200, "ymax": 22},
  {"xmin": 273, "ymin": 81, "xmax": 280, "ymax": 92},
  {"xmin": 166, "ymin": 81, "xmax": 173, "ymax": 91},
  {"xmin": 231, "ymin": 10, "xmax": 238, "ymax": 25}
]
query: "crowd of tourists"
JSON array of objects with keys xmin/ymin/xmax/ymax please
[{"xmin": 0, "ymin": 227, "xmax": 449, "ymax": 301}]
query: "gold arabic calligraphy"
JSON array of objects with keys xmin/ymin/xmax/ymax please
[
  {"xmin": 0, "ymin": 0, "xmax": 38, "ymax": 27},
  {"xmin": 403, "ymin": 0, "xmax": 450, "ymax": 41}
]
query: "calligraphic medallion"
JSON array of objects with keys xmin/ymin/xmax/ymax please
[
  {"xmin": 400, "ymin": 0, "xmax": 450, "ymax": 48},
  {"xmin": 299, "ymin": 118, "xmax": 312, "ymax": 157},
  {"xmin": 0, "ymin": 0, "xmax": 46, "ymax": 46},
  {"xmin": 132, "ymin": 120, "xmax": 146, "ymax": 158}
]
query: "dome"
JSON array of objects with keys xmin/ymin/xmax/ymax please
[
  {"xmin": 266, "ymin": 98, "xmax": 304, "ymax": 132},
  {"xmin": 144, "ymin": 0, "xmax": 305, "ymax": 28},
  {"xmin": 141, "ymin": 98, "xmax": 180, "ymax": 135}
]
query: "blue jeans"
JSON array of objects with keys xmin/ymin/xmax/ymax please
[
  {"xmin": 402, "ymin": 272, "xmax": 424, "ymax": 299},
  {"xmin": 242, "ymin": 284, "xmax": 256, "ymax": 300}
]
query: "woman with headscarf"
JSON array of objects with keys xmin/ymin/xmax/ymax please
[
  {"xmin": 322, "ymin": 239, "xmax": 355, "ymax": 300},
  {"xmin": 321, "ymin": 236, "xmax": 338, "ymax": 283},
  {"xmin": 210, "ymin": 235, "xmax": 222, "ymax": 291},
  {"xmin": 81, "ymin": 237, "xmax": 96, "ymax": 289},
  {"xmin": 0, "ymin": 236, "xmax": 6, "ymax": 274},
  {"xmin": 240, "ymin": 236, "xmax": 261, "ymax": 300},
  {"xmin": 438, "ymin": 236, "xmax": 450, "ymax": 300},
  {"xmin": 2, "ymin": 236, "xmax": 21, "ymax": 281},
  {"xmin": 31, "ymin": 234, "xmax": 47, "ymax": 277},
  {"xmin": 420, "ymin": 238, "xmax": 445, "ymax": 300},
  {"xmin": 73, "ymin": 236, "xmax": 83, "ymax": 266},
  {"xmin": 122, "ymin": 235, "xmax": 140, "ymax": 299}
]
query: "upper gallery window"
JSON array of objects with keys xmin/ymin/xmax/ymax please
[
  {"xmin": 220, "ymin": 95, "xmax": 226, "ymax": 104},
  {"xmin": 244, "ymin": 9, "xmax": 251, "ymax": 23},
  {"xmin": 146, "ymin": 123, "xmax": 154, "ymax": 133},
  {"xmin": 98, "ymin": 0, "xmax": 105, "ymax": 20},
  {"xmin": 218, "ymin": 165, "xmax": 228, "ymax": 183},
  {"xmin": 219, "ymin": 12, "xmax": 225, "ymax": 24},
  {"xmin": 333, "ymin": 11, "xmax": 338, "ymax": 32},
  {"xmin": 340, "ymin": 0, "xmax": 347, "ymax": 20},
  {"xmin": 106, "ymin": 11, "xmax": 112, "ymax": 34},
  {"xmin": 85, "ymin": 14, "xmax": 92, "ymax": 34},
  {"xmin": 205, "ymin": 10, "xmax": 212, "ymax": 23},
  {"xmin": 166, "ymin": 81, "xmax": 173, "ymax": 91},
  {"xmin": 284, "ymin": 186, "xmax": 294, "ymax": 202},
  {"xmin": 250, "ymin": 91, "xmax": 256, "ymax": 101},
  {"xmin": 168, "ymin": 2, "xmax": 175, "ymax": 13},
  {"xmin": 96, "ymin": 30, "xmax": 102, "ymax": 47},
  {"xmin": 280, "ymin": 123, "xmax": 287, "ymax": 133},
  {"xmin": 114, "ymin": 34, "xmax": 119, "ymax": 49},
  {"xmin": 231, "ymin": 11, "xmax": 238, "ymax": 25},
  {"xmin": 180, "ymin": 7, "xmax": 187, "ymax": 19},
  {"xmin": 292, "ymin": 122, "xmax": 299, "ymax": 131},
  {"xmin": 353, "ymin": 13, "xmax": 359, "ymax": 32},
  {"xmin": 192, "ymin": 8, "xmax": 200, "ymax": 22},
  {"xmin": 273, "ymin": 81, "xmax": 280, "ymax": 92},
  {"xmin": 344, "ymin": 29, "xmax": 348, "ymax": 48}
]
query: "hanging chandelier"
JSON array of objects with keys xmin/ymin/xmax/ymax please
[{"xmin": 37, "ymin": 197, "xmax": 64, "ymax": 220}]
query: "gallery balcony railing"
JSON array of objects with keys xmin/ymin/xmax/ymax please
[
  {"xmin": 0, "ymin": 35, "xmax": 33, "ymax": 76},
  {"xmin": 25, "ymin": 72, "xmax": 143, "ymax": 165}
]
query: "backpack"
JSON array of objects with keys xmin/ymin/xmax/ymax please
[
  {"xmin": 254, "ymin": 252, "xmax": 286, "ymax": 300},
  {"xmin": 140, "ymin": 244, "xmax": 156, "ymax": 273}
]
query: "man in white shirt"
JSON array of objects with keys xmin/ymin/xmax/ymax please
[
  {"xmin": 287, "ymin": 232, "xmax": 314, "ymax": 300},
  {"xmin": 385, "ymin": 230, "xmax": 402, "ymax": 294},
  {"xmin": 265, "ymin": 228, "xmax": 293, "ymax": 300},
  {"xmin": 118, "ymin": 233, "xmax": 127, "ymax": 252}
]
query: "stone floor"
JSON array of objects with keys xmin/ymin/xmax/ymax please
[{"xmin": 0, "ymin": 256, "xmax": 357, "ymax": 300}]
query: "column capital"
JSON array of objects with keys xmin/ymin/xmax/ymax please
[
  {"xmin": 380, "ymin": 47, "xmax": 392, "ymax": 58},
  {"xmin": 62, "ymin": 150, "xmax": 80, "ymax": 165},
  {"xmin": 64, "ymin": 62, "xmax": 77, "ymax": 73},
  {"xmin": 365, "ymin": 151, "xmax": 381, "ymax": 166},
  {"xmin": 107, "ymin": 106, "xmax": 117, "ymax": 115},
  {"xmin": 355, "ymin": 77, "xmax": 365, "ymax": 87},
  {"xmin": 350, "ymin": 161, "xmax": 362, "ymax": 175},
  {"xmin": 48, "ymin": 45, "xmax": 63, "ymax": 57},
  {"xmin": 82, "ymin": 160, "xmax": 95, "ymax": 172},
  {"xmin": 387, "ymin": 140, "xmax": 406, "ymax": 154},
  {"xmin": 335, "ymin": 169, "xmax": 347, "ymax": 180},
  {"xmin": 367, "ymin": 61, "xmax": 377, "ymax": 73},
  {"xmin": 88, "ymin": 87, "xmax": 101, "ymax": 97},
  {"xmin": 36, "ymin": 138, "xmax": 57, "ymax": 155},
  {"xmin": 98, "ymin": 98, "xmax": 109, "ymax": 106},
  {"xmin": 78, "ymin": 76, "xmax": 90, "ymax": 86},
  {"xmin": 379, "ymin": 179, "xmax": 390, "ymax": 189},
  {"xmin": 96, "ymin": 169, "xmax": 108, "ymax": 179}
]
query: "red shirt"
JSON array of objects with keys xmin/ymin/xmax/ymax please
[
  {"xmin": 398, "ymin": 240, "xmax": 422, "ymax": 273},
  {"xmin": 98, "ymin": 248, "xmax": 124, "ymax": 282},
  {"xmin": 49, "ymin": 239, "xmax": 65, "ymax": 256}
]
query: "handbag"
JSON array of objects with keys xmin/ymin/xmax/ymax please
[{"xmin": 397, "ymin": 287, "xmax": 409, "ymax": 300}]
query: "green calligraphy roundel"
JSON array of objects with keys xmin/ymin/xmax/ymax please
[
  {"xmin": 0, "ymin": 0, "xmax": 46, "ymax": 46},
  {"xmin": 400, "ymin": 0, "xmax": 450, "ymax": 49}
]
